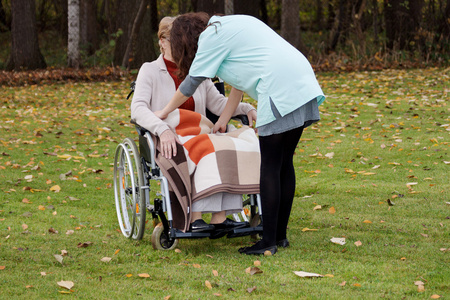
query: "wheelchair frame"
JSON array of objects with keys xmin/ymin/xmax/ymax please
[{"xmin": 113, "ymin": 123, "xmax": 263, "ymax": 250}]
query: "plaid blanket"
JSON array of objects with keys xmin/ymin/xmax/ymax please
[{"xmin": 155, "ymin": 109, "xmax": 260, "ymax": 232}]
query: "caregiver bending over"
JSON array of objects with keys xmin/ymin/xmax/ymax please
[{"xmin": 155, "ymin": 12, "xmax": 326, "ymax": 255}]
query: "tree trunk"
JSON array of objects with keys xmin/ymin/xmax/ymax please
[
  {"xmin": 80, "ymin": 0, "xmax": 99, "ymax": 56},
  {"xmin": 315, "ymin": 0, "xmax": 323, "ymax": 31},
  {"xmin": 132, "ymin": 2, "xmax": 157, "ymax": 69},
  {"xmin": 281, "ymin": 0, "xmax": 308, "ymax": 55},
  {"xmin": 122, "ymin": 0, "xmax": 150, "ymax": 69},
  {"xmin": 8, "ymin": 0, "xmax": 46, "ymax": 71},
  {"xmin": 384, "ymin": 0, "xmax": 424, "ymax": 50},
  {"xmin": 113, "ymin": 0, "xmax": 139, "ymax": 66},
  {"xmin": 68, "ymin": 0, "xmax": 80, "ymax": 68}
]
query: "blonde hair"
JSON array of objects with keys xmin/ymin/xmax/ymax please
[
  {"xmin": 158, "ymin": 16, "xmax": 176, "ymax": 40},
  {"xmin": 158, "ymin": 16, "xmax": 176, "ymax": 55}
]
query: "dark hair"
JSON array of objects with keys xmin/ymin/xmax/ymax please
[{"xmin": 170, "ymin": 12, "xmax": 210, "ymax": 80}]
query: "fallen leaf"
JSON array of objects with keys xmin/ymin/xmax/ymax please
[
  {"xmin": 22, "ymin": 224, "xmax": 28, "ymax": 230},
  {"xmin": 294, "ymin": 271, "xmax": 323, "ymax": 278},
  {"xmin": 418, "ymin": 284, "xmax": 425, "ymax": 292},
  {"xmin": 330, "ymin": 237, "xmax": 346, "ymax": 245},
  {"xmin": 205, "ymin": 280, "xmax": 212, "ymax": 289},
  {"xmin": 114, "ymin": 249, "xmax": 120, "ymax": 255},
  {"xmin": 414, "ymin": 281, "xmax": 425, "ymax": 286},
  {"xmin": 66, "ymin": 230, "xmax": 74, "ymax": 235},
  {"xmin": 126, "ymin": 274, "xmax": 133, "ymax": 278},
  {"xmin": 100, "ymin": 257, "xmax": 112, "ymax": 262},
  {"xmin": 57, "ymin": 280, "xmax": 74, "ymax": 290},
  {"xmin": 313, "ymin": 205, "xmax": 322, "ymax": 210},
  {"xmin": 54, "ymin": 254, "xmax": 63, "ymax": 265},
  {"xmin": 329, "ymin": 206, "xmax": 336, "ymax": 214},
  {"xmin": 400, "ymin": 257, "xmax": 406, "ymax": 261},
  {"xmin": 174, "ymin": 249, "xmax": 182, "ymax": 253},
  {"xmin": 193, "ymin": 264, "xmax": 201, "ymax": 268},
  {"xmin": 40, "ymin": 272, "xmax": 46, "ymax": 276},
  {"xmin": 247, "ymin": 286, "xmax": 257, "ymax": 293},
  {"xmin": 164, "ymin": 295, "xmax": 171, "ymax": 300},
  {"xmin": 354, "ymin": 241, "xmax": 362, "ymax": 247},
  {"xmin": 363, "ymin": 220, "xmax": 372, "ymax": 224},
  {"xmin": 302, "ymin": 227, "xmax": 318, "ymax": 232},
  {"xmin": 324, "ymin": 274, "xmax": 334, "ymax": 278},
  {"xmin": 61, "ymin": 250, "xmax": 68, "ymax": 256},
  {"xmin": 50, "ymin": 185, "xmax": 61, "ymax": 192},
  {"xmin": 0, "ymin": 266, "xmax": 5, "ymax": 270},
  {"xmin": 430, "ymin": 295, "xmax": 441, "ymax": 299},
  {"xmin": 48, "ymin": 227, "xmax": 58, "ymax": 234},
  {"xmin": 353, "ymin": 283, "xmax": 362, "ymax": 287},
  {"xmin": 246, "ymin": 267, "xmax": 263, "ymax": 275},
  {"xmin": 77, "ymin": 241, "xmax": 93, "ymax": 248},
  {"xmin": 254, "ymin": 260, "xmax": 261, "ymax": 267},
  {"xmin": 213, "ymin": 293, "xmax": 222, "ymax": 296},
  {"xmin": 212, "ymin": 270, "xmax": 219, "ymax": 277},
  {"xmin": 38, "ymin": 205, "xmax": 45, "ymax": 211},
  {"xmin": 338, "ymin": 281, "xmax": 346, "ymax": 286},
  {"xmin": 138, "ymin": 273, "xmax": 150, "ymax": 278},
  {"xmin": 263, "ymin": 250, "xmax": 272, "ymax": 256}
]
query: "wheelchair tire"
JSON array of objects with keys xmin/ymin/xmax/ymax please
[
  {"xmin": 122, "ymin": 138, "xmax": 146, "ymax": 240},
  {"xmin": 151, "ymin": 223, "xmax": 179, "ymax": 250},
  {"xmin": 113, "ymin": 143, "xmax": 136, "ymax": 238}
]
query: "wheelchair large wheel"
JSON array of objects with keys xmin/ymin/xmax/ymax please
[
  {"xmin": 122, "ymin": 138, "xmax": 146, "ymax": 240},
  {"xmin": 151, "ymin": 223, "xmax": 179, "ymax": 250},
  {"xmin": 113, "ymin": 143, "xmax": 136, "ymax": 238}
]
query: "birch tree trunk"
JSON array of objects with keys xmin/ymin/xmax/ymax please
[{"xmin": 68, "ymin": 0, "xmax": 80, "ymax": 68}]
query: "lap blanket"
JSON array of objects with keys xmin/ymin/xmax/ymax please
[{"xmin": 154, "ymin": 109, "xmax": 260, "ymax": 232}]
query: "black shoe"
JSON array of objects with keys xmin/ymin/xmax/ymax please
[
  {"xmin": 210, "ymin": 218, "xmax": 249, "ymax": 239},
  {"xmin": 189, "ymin": 219, "xmax": 215, "ymax": 233},
  {"xmin": 277, "ymin": 239, "xmax": 290, "ymax": 248},
  {"xmin": 242, "ymin": 244, "xmax": 277, "ymax": 255}
]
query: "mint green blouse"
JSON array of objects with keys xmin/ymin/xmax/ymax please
[{"xmin": 189, "ymin": 15, "xmax": 325, "ymax": 127}]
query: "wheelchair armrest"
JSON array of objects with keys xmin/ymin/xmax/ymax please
[{"xmin": 231, "ymin": 114, "xmax": 249, "ymax": 126}]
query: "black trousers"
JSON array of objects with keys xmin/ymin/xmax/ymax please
[{"xmin": 259, "ymin": 126, "xmax": 304, "ymax": 245}]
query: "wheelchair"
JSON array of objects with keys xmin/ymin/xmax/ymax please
[{"xmin": 113, "ymin": 82, "xmax": 263, "ymax": 250}]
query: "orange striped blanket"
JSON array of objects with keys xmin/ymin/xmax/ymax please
[{"xmin": 155, "ymin": 109, "xmax": 260, "ymax": 231}]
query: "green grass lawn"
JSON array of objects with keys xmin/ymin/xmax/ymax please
[{"xmin": 0, "ymin": 68, "xmax": 449, "ymax": 299}]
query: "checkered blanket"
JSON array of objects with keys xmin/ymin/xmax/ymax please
[{"xmin": 155, "ymin": 109, "xmax": 260, "ymax": 231}]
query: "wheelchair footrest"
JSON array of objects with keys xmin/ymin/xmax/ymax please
[
  {"xmin": 227, "ymin": 225, "xmax": 263, "ymax": 238},
  {"xmin": 170, "ymin": 228, "xmax": 211, "ymax": 239}
]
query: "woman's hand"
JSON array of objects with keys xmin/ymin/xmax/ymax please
[
  {"xmin": 159, "ymin": 130, "xmax": 180, "ymax": 159},
  {"xmin": 154, "ymin": 110, "xmax": 168, "ymax": 120},
  {"xmin": 212, "ymin": 119, "xmax": 228, "ymax": 133},
  {"xmin": 247, "ymin": 109, "xmax": 257, "ymax": 127}
]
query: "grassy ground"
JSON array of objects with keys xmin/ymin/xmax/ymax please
[{"xmin": 0, "ymin": 68, "xmax": 449, "ymax": 299}]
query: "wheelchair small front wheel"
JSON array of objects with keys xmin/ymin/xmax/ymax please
[{"xmin": 151, "ymin": 223, "xmax": 179, "ymax": 250}]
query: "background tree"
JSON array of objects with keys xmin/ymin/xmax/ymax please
[
  {"xmin": 281, "ymin": 0, "xmax": 307, "ymax": 55},
  {"xmin": 67, "ymin": 0, "xmax": 80, "ymax": 68},
  {"xmin": 7, "ymin": 0, "xmax": 46, "ymax": 70}
]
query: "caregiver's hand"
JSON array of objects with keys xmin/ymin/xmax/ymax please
[
  {"xmin": 212, "ymin": 119, "xmax": 228, "ymax": 133},
  {"xmin": 154, "ymin": 110, "xmax": 168, "ymax": 120},
  {"xmin": 247, "ymin": 109, "xmax": 257, "ymax": 127},
  {"xmin": 159, "ymin": 130, "xmax": 180, "ymax": 159}
]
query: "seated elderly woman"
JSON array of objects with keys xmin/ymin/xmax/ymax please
[{"xmin": 130, "ymin": 17, "xmax": 258, "ymax": 237}]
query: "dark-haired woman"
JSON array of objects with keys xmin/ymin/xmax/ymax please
[{"xmin": 155, "ymin": 13, "xmax": 326, "ymax": 255}]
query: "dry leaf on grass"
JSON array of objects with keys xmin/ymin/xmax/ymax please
[
  {"xmin": 254, "ymin": 260, "xmax": 261, "ymax": 266},
  {"xmin": 54, "ymin": 254, "xmax": 63, "ymax": 265},
  {"xmin": 100, "ymin": 257, "xmax": 112, "ymax": 262},
  {"xmin": 138, "ymin": 273, "xmax": 150, "ymax": 278},
  {"xmin": 57, "ymin": 280, "xmax": 74, "ymax": 290},
  {"xmin": 205, "ymin": 280, "xmax": 212, "ymax": 289},
  {"xmin": 247, "ymin": 286, "xmax": 257, "ymax": 293},
  {"xmin": 329, "ymin": 206, "xmax": 336, "ymax": 214},
  {"xmin": 430, "ymin": 295, "xmax": 441, "ymax": 299},
  {"xmin": 246, "ymin": 267, "xmax": 263, "ymax": 275},
  {"xmin": 212, "ymin": 270, "xmax": 219, "ymax": 277},
  {"xmin": 354, "ymin": 241, "xmax": 362, "ymax": 247},
  {"xmin": 302, "ymin": 228, "xmax": 318, "ymax": 232},
  {"xmin": 77, "ymin": 241, "xmax": 93, "ymax": 248},
  {"xmin": 330, "ymin": 237, "xmax": 346, "ymax": 245},
  {"xmin": 294, "ymin": 271, "xmax": 323, "ymax": 278}
]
